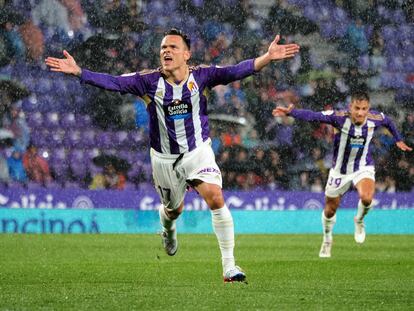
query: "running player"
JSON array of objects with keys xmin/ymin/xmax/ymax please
[
  {"xmin": 272, "ymin": 91, "xmax": 412, "ymax": 258},
  {"xmin": 45, "ymin": 28, "xmax": 300, "ymax": 281}
]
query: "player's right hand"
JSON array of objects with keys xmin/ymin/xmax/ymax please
[
  {"xmin": 45, "ymin": 50, "xmax": 82, "ymax": 76},
  {"xmin": 272, "ymin": 104, "xmax": 294, "ymax": 117},
  {"xmin": 396, "ymin": 141, "xmax": 413, "ymax": 152}
]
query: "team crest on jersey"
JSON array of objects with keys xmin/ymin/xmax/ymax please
[
  {"xmin": 164, "ymin": 99, "xmax": 192, "ymax": 120},
  {"xmin": 187, "ymin": 81, "xmax": 199, "ymax": 95},
  {"xmin": 155, "ymin": 90, "xmax": 165, "ymax": 99}
]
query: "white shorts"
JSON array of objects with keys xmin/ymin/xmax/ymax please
[
  {"xmin": 150, "ymin": 139, "xmax": 222, "ymax": 211},
  {"xmin": 325, "ymin": 166, "xmax": 375, "ymax": 198}
]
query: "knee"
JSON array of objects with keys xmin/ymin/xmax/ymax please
[
  {"xmin": 324, "ymin": 207, "xmax": 336, "ymax": 219},
  {"xmin": 360, "ymin": 195, "xmax": 373, "ymax": 207},
  {"xmin": 165, "ymin": 203, "xmax": 184, "ymax": 220},
  {"xmin": 206, "ymin": 191, "xmax": 225, "ymax": 210}
]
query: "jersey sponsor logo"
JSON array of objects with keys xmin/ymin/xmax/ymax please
[
  {"xmin": 350, "ymin": 135, "xmax": 366, "ymax": 148},
  {"xmin": 164, "ymin": 99, "xmax": 192, "ymax": 120}
]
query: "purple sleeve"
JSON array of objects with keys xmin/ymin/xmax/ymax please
[
  {"xmin": 290, "ymin": 109, "xmax": 338, "ymax": 125},
  {"xmin": 80, "ymin": 69, "xmax": 147, "ymax": 96},
  {"xmin": 382, "ymin": 115, "xmax": 403, "ymax": 142},
  {"xmin": 206, "ymin": 59, "xmax": 255, "ymax": 87}
]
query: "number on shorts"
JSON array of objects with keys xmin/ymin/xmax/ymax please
[
  {"xmin": 328, "ymin": 177, "xmax": 342, "ymax": 188},
  {"xmin": 158, "ymin": 186, "xmax": 171, "ymax": 204}
]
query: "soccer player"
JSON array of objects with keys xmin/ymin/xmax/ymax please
[
  {"xmin": 45, "ymin": 28, "xmax": 300, "ymax": 282},
  {"xmin": 272, "ymin": 91, "xmax": 412, "ymax": 258}
]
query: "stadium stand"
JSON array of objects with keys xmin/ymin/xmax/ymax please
[{"xmin": 0, "ymin": 0, "xmax": 412, "ymax": 191}]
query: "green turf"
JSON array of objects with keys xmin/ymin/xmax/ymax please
[{"xmin": 0, "ymin": 234, "xmax": 413, "ymax": 310}]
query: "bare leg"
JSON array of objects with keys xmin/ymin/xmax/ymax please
[{"xmin": 355, "ymin": 178, "xmax": 375, "ymax": 220}]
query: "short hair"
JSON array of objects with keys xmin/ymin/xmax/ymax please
[
  {"xmin": 164, "ymin": 28, "xmax": 191, "ymax": 50},
  {"xmin": 351, "ymin": 91, "xmax": 370, "ymax": 102}
]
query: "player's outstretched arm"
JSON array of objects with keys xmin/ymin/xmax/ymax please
[
  {"xmin": 45, "ymin": 50, "xmax": 82, "ymax": 76},
  {"xmin": 254, "ymin": 35, "xmax": 300, "ymax": 72},
  {"xmin": 272, "ymin": 105, "xmax": 339, "ymax": 125},
  {"xmin": 46, "ymin": 50, "xmax": 145, "ymax": 95},
  {"xmin": 396, "ymin": 141, "xmax": 413, "ymax": 152},
  {"xmin": 272, "ymin": 104, "xmax": 294, "ymax": 117}
]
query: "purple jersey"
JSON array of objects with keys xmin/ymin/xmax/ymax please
[
  {"xmin": 80, "ymin": 60, "xmax": 255, "ymax": 154},
  {"xmin": 290, "ymin": 109, "xmax": 403, "ymax": 174}
]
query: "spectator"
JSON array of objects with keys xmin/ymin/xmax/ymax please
[
  {"xmin": 402, "ymin": 112, "xmax": 414, "ymax": 146},
  {"xmin": 22, "ymin": 143, "xmax": 52, "ymax": 185},
  {"xmin": 19, "ymin": 21, "xmax": 45, "ymax": 63},
  {"xmin": 402, "ymin": 0, "xmax": 414, "ymax": 23},
  {"xmin": 133, "ymin": 98, "xmax": 149, "ymax": 133},
  {"xmin": 242, "ymin": 129, "xmax": 260, "ymax": 149},
  {"xmin": 32, "ymin": 0, "xmax": 71, "ymax": 34},
  {"xmin": 0, "ymin": 10, "xmax": 26, "ymax": 65},
  {"xmin": 0, "ymin": 153, "xmax": 10, "ymax": 184},
  {"xmin": 7, "ymin": 148, "xmax": 27, "ymax": 183},
  {"xmin": 210, "ymin": 128, "xmax": 222, "ymax": 155},
  {"xmin": 89, "ymin": 163, "xmax": 126, "ymax": 190},
  {"xmin": 341, "ymin": 18, "xmax": 369, "ymax": 65},
  {"xmin": 310, "ymin": 175, "xmax": 324, "ymax": 193},
  {"xmin": 394, "ymin": 158, "xmax": 412, "ymax": 192},
  {"xmin": 2, "ymin": 101, "xmax": 30, "ymax": 151}
]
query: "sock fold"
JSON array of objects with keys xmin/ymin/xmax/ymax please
[
  {"xmin": 356, "ymin": 200, "xmax": 373, "ymax": 221},
  {"xmin": 322, "ymin": 211, "xmax": 336, "ymax": 242},
  {"xmin": 159, "ymin": 205, "xmax": 176, "ymax": 239}
]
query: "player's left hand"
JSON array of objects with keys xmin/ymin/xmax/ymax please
[
  {"xmin": 272, "ymin": 104, "xmax": 294, "ymax": 117},
  {"xmin": 396, "ymin": 141, "xmax": 413, "ymax": 151},
  {"xmin": 267, "ymin": 35, "xmax": 300, "ymax": 60}
]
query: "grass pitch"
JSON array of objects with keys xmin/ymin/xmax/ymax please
[{"xmin": 0, "ymin": 234, "xmax": 413, "ymax": 310}]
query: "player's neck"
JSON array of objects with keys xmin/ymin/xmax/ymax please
[
  {"xmin": 164, "ymin": 65, "xmax": 189, "ymax": 85},
  {"xmin": 351, "ymin": 116, "xmax": 367, "ymax": 126}
]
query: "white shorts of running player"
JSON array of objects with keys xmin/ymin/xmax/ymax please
[
  {"xmin": 325, "ymin": 166, "xmax": 375, "ymax": 198},
  {"xmin": 151, "ymin": 138, "xmax": 222, "ymax": 211}
]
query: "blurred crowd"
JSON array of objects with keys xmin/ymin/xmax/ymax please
[{"xmin": 0, "ymin": 0, "xmax": 413, "ymax": 192}]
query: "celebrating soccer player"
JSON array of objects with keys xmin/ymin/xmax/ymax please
[
  {"xmin": 45, "ymin": 28, "xmax": 300, "ymax": 282},
  {"xmin": 272, "ymin": 91, "xmax": 412, "ymax": 258}
]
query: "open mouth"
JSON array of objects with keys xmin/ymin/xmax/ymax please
[{"xmin": 163, "ymin": 55, "xmax": 173, "ymax": 64}]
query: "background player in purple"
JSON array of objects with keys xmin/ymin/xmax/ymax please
[
  {"xmin": 273, "ymin": 91, "xmax": 412, "ymax": 258},
  {"xmin": 45, "ymin": 28, "xmax": 300, "ymax": 282}
]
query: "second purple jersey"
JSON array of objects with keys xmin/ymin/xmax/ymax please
[
  {"xmin": 290, "ymin": 109, "xmax": 403, "ymax": 175},
  {"xmin": 80, "ymin": 60, "xmax": 255, "ymax": 154}
]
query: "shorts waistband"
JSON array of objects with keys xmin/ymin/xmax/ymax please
[{"xmin": 150, "ymin": 138, "xmax": 211, "ymax": 160}]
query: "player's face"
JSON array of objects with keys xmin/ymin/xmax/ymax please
[
  {"xmin": 350, "ymin": 99, "xmax": 369, "ymax": 125},
  {"xmin": 160, "ymin": 35, "xmax": 191, "ymax": 73}
]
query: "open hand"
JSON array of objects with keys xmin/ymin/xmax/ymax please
[
  {"xmin": 45, "ymin": 50, "xmax": 82, "ymax": 76},
  {"xmin": 272, "ymin": 104, "xmax": 294, "ymax": 117},
  {"xmin": 396, "ymin": 141, "xmax": 413, "ymax": 152},
  {"xmin": 267, "ymin": 35, "xmax": 300, "ymax": 60}
]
